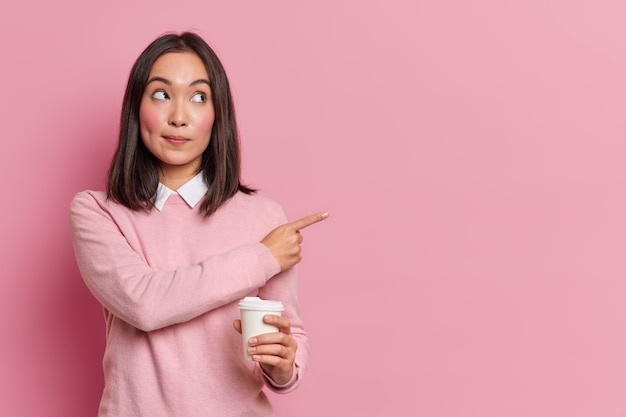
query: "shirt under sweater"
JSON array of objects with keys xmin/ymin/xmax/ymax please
[{"xmin": 69, "ymin": 188, "xmax": 308, "ymax": 417}]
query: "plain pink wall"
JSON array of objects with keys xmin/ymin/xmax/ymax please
[{"xmin": 2, "ymin": 0, "xmax": 626, "ymax": 415}]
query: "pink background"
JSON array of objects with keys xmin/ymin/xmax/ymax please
[{"xmin": 2, "ymin": 0, "xmax": 626, "ymax": 415}]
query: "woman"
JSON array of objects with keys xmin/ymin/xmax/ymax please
[{"xmin": 70, "ymin": 31, "xmax": 327, "ymax": 416}]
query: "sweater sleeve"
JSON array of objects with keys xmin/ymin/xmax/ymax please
[
  {"xmin": 69, "ymin": 192, "xmax": 281, "ymax": 332},
  {"xmin": 257, "ymin": 265, "xmax": 309, "ymax": 394}
]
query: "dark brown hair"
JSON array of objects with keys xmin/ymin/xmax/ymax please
[{"xmin": 107, "ymin": 31, "xmax": 254, "ymax": 216}]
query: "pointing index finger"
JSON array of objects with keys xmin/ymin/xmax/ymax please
[{"xmin": 288, "ymin": 212, "xmax": 329, "ymax": 231}]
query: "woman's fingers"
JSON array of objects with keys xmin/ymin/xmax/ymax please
[{"xmin": 261, "ymin": 212, "xmax": 328, "ymax": 271}]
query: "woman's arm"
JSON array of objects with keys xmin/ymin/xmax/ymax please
[
  {"xmin": 256, "ymin": 266, "xmax": 309, "ymax": 393},
  {"xmin": 70, "ymin": 192, "xmax": 281, "ymax": 332}
]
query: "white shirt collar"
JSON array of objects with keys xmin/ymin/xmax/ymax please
[{"xmin": 154, "ymin": 172, "xmax": 208, "ymax": 211}]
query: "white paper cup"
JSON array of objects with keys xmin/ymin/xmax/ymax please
[{"xmin": 238, "ymin": 297, "xmax": 284, "ymax": 360}]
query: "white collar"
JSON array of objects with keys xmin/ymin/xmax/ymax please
[{"xmin": 154, "ymin": 172, "xmax": 208, "ymax": 211}]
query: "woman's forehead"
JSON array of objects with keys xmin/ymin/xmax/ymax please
[{"xmin": 149, "ymin": 51, "xmax": 209, "ymax": 81}]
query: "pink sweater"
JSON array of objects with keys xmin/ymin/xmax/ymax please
[{"xmin": 70, "ymin": 190, "xmax": 308, "ymax": 416}]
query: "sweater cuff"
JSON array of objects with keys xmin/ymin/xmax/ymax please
[
  {"xmin": 254, "ymin": 242, "xmax": 281, "ymax": 280},
  {"xmin": 261, "ymin": 363, "xmax": 299, "ymax": 393}
]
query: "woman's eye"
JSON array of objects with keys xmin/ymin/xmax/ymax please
[
  {"xmin": 152, "ymin": 90, "xmax": 168, "ymax": 100},
  {"xmin": 191, "ymin": 92, "xmax": 207, "ymax": 103}
]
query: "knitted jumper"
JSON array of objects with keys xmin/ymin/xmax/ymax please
[{"xmin": 70, "ymin": 190, "xmax": 308, "ymax": 417}]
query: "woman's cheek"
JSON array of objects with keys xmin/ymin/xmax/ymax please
[
  {"xmin": 194, "ymin": 109, "xmax": 215, "ymax": 137},
  {"xmin": 139, "ymin": 104, "xmax": 162, "ymax": 137}
]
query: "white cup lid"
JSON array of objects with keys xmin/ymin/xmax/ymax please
[{"xmin": 238, "ymin": 296, "xmax": 284, "ymax": 311}]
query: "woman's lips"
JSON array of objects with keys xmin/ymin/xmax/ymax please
[{"xmin": 163, "ymin": 135, "xmax": 190, "ymax": 145}]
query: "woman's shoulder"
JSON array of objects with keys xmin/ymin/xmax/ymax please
[
  {"xmin": 69, "ymin": 190, "xmax": 110, "ymax": 227},
  {"xmin": 229, "ymin": 191, "xmax": 287, "ymax": 222},
  {"xmin": 70, "ymin": 190, "xmax": 125, "ymax": 219},
  {"xmin": 70, "ymin": 190, "xmax": 107, "ymax": 208}
]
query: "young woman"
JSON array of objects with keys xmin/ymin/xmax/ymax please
[{"xmin": 70, "ymin": 31, "xmax": 327, "ymax": 416}]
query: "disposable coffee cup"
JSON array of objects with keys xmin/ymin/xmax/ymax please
[{"xmin": 238, "ymin": 297, "xmax": 284, "ymax": 360}]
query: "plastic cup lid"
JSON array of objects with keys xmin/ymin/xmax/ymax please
[{"xmin": 238, "ymin": 296, "xmax": 284, "ymax": 311}]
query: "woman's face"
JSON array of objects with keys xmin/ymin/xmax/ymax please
[{"xmin": 139, "ymin": 51, "xmax": 215, "ymax": 186}]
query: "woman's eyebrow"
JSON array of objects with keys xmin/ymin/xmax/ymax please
[
  {"xmin": 146, "ymin": 76, "xmax": 171, "ymax": 85},
  {"xmin": 146, "ymin": 77, "xmax": 210, "ymax": 87},
  {"xmin": 190, "ymin": 79, "xmax": 211, "ymax": 87}
]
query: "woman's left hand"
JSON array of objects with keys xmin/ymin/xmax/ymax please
[{"xmin": 233, "ymin": 315, "xmax": 298, "ymax": 385}]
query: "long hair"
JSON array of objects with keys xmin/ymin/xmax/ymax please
[{"xmin": 107, "ymin": 31, "xmax": 254, "ymax": 216}]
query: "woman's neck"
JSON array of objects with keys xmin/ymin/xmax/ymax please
[{"xmin": 159, "ymin": 167, "xmax": 199, "ymax": 190}]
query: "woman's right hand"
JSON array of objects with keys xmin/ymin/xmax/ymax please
[{"xmin": 261, "ymin": 212, "xmax": 328, "ymax": 272}]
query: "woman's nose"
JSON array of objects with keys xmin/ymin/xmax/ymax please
[{"xmin": 168, "ymin": 102, "xmax": 188, "ymax": 127}]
